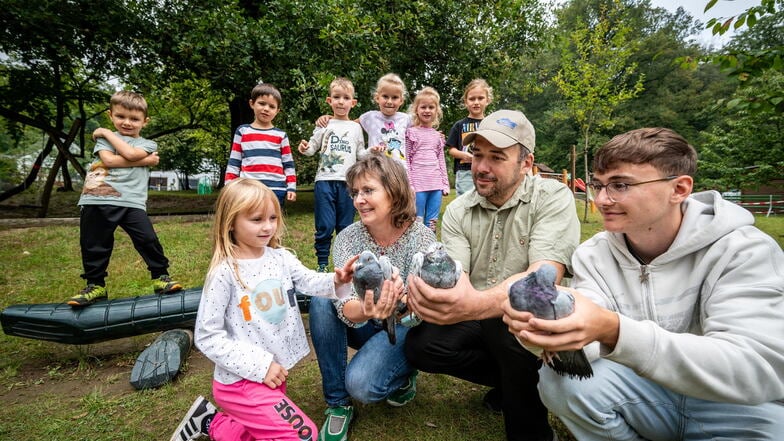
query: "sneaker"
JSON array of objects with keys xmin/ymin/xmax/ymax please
[
  {"xmin": 154, "ymin": 275, "xmax": 183, "ymax": 294},
  {"xmin": 386, "ymin": 371, "xmax": 418, "ymax": 407},
  {"xmin": 316, "ymin": 264, "xmax": 329, "ymax": 273},
  {"xmin": 318, "ymin": 405, "xmax": 354, "ymax": 441},
  {"xmin": 482, "ymin": 387, "xmax": 503, "ymax": 414},
  {"xmin": 67, "ymin": 284, "xmax": 107, "ymax": 307},
  {"xmin": 170, "ymin": 396, "xmax": 217, "ymax": 441}
]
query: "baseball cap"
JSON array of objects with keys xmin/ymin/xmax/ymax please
[{"xmin": 463, "ymin": 110, "xmax": 535, "ymax": 152}]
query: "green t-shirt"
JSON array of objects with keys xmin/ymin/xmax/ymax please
[{"xmin": 78, "ymin": 134, "xmax": 157, "ymax": 210}]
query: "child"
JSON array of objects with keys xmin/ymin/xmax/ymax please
[
  {"xmin": 68, "ymin": 91, "xmax": 182, "ymax": 307},
  {"xmin": 225, "ymin": 83, "xmax": 297, "ymax": 208},
  {"xmin": 360, "ymin": 73, "xmax": 411, "ymax": 165},
  {"xmin": 298, "ymin": 77, "xmax": 366, "ymax": 272},
  {"xmin": 446, "ymin": 79, "xmax": 493, "ymax": 195},
  {"xmin": 317, "ymin": 73, "xmax": 411, "ymax": 166},
  {"xmin": 170, "ymin": 178, "xmax": 356, "ymax": 441},
  {"xmin": 405, "ymin": 87, "xmax": 449, "ymax": 232}
]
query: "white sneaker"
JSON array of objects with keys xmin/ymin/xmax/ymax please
[{"xmin": 170, "ymin": 396, "xmax": 217, "ymax": 441}]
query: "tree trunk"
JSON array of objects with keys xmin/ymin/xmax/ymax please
[{"xmin": 38, "ymin": 152, "xmax": 65, "ymax": 217}]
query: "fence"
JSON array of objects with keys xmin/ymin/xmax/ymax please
[{"xmin": 723, "ymin": 194, "xmax": 784, "ymax": 217}]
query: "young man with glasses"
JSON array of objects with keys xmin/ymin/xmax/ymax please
[{"xmin": 503, "ymin": 127, "xmax": 784, "ymax": 439}]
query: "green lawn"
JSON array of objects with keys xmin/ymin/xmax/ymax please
[{"xmin": 0, "ymin": 190, "xmax": 781, "ymax": 440}]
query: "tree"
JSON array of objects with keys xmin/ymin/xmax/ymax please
[
  {"xmin": 552, "ymin": 0, "xmax": 644, "ymax": 219},
  {"xmin": 701, "ymin": 0, "xmax": 784, "ymax": 113}
]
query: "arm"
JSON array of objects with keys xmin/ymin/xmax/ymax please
[
  {"xmin": 280, "ymin": 135, "xmax": 296, "ymax": 199},
  {"xmin": 437, "ymin": 135, "xmax": 449, "ymax": 194},
  {"xmin": 445, "ymin": 123, "xmax": 472, "ymax": 162},
  {"xmin": 225, "ymin": 128, "xmax": 243, "ymax": 181},
  {"xmin": 97, "ymin": 150, "xmax": 159, "ymax": 168},
  {"xmin": 93, "ymin": 128, "xmax": 151, "ymax": 161}
]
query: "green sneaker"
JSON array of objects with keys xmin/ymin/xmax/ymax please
[
  {"xmin": 316, "ymin": 264, "xmax": 329, "ymax": 273},
  {"xmin": 153, "ymin": 275, "xmax": 183, "ymax": 294},
  {"xmin": 386, "ymin": 371, "xmax": 418, "ymax": 407},
  {"xmin": 68, "ymin": 284, "xmax": 108, "ymax": 307},
  {"xmin": 318, "ymin": 405, "xmax": 353, "ymax": 441}
]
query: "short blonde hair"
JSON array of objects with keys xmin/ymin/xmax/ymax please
[
  {"xmin": 329, "ymin": 77, "xmax": 355, "ymax": 98},
  {"xmin": 110, "ymin": 91, "xmax": 148, "ymax": 117},
  {"xmin": 372, "ymin": 73, "xmax": 408, "ymax": 102},
  {"xmin": 208, "ymin": 179, "xmax": 286, "ymax": 285},
  {"xmin": 409, "ymin": 86, "xmax": 443, "ymax": 129}
]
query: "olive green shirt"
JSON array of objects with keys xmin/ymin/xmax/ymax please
[{"xmin": 442, "ymin": 174, "xmax": 580, "ymax": 290}]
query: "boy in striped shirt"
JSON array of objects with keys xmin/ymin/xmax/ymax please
[{"xmin": 225, "ymin": 83, "xmax": 296, "ymax": 207}]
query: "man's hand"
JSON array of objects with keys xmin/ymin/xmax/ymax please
[
  {"xmin": 511, "ymin": 287, "xmax": 619, "ymax": 352},
  {"xmin": 263, "ymin": 361, "xmax": 288, "ymax": 389},
  {"xmin": 406, "ymin": 272, "xmax": 489, "ymax": 325}
]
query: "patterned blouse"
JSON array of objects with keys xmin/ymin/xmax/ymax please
[{"xmin": 332, "ymin": 220, "xmax": 436, "ymax": 327}]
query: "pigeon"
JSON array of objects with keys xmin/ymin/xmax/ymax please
[
  {"xmin": 507, "ymin": 264, "xmax": 593, "ymax": 379},
  {"xmin": 410, "ymin": 242, "xmax": 463, "ymax": 289},
  {"xmin": 405, "ymin": 242, "xmax": 463, "ymax": 327},
  {"xmin": 352, "ymin": 250, "xmax": 397, "ymax": 344}
]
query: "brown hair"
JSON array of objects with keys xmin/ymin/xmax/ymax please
[
  {"xmin": 461, "ymin": 78, "xmax": 494, "ymax": 107},
  {"xmin": 208, "ymin": 178, "xmax": 285, "ymax": 288},
  {"xmin": 110, "ymin": 91, "xmax": 148, "ymax": 117},
  {"xmin": 345, "ymin": 154, "xmax": 416, "ymax": 228},
  {"xmin": 250, "ymin": 83, "xmax": 282, "ymax": 107},
  {"xmin": 594, "ymin": 128, "xmax": 697, "ymax": 177}
]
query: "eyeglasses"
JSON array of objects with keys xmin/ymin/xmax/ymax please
[
  {"xmin": 588, "ymin": 176, "xmax": 678, "ymax": 202},
  {"xmin": 349, "ymin": 188, "xmax": 377, "ymax": 200}
]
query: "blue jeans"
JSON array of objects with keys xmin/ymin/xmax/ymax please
[
  {"xmin": 308, "ymin": 297, "xmax": 414, "ymax": 406},
  {"xmin": 314, "ymin": 181, "xmax": 355, "ymax": 266},
  {"xmin": 455, "ymin": 170, "xmax": 474, "ymax": 195},
  {"xmin": 415, "ymin": 190, "xmax": 442, "ymax": 228},
  {"xmin": 272, "ymin": 189, "xmax": 286, "ymax": 209},
  {"xmin": 539, "ymin": 358, "xmax": 784, "ymax": 440}
]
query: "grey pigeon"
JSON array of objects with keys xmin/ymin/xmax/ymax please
[
  {"xmin": 352, "ymin": 250, "xmax": 397, "ymax": 344},
  {"xmin": 405, "ymin": 242, "xmax": 463, "ymax": 327},
  {"xmin": 507, "ymin": 264, "xmax": 593, "ymax": 379},
  {"xmin": 410, "ymin": 242, "xmax": 463, "ymax": 289}
]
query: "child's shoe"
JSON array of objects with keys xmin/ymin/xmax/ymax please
[
  {"xmin": 67, "ymin": 284, "xmax": 108, "ymax": 307},
  {"xmin": 170, "ymin": 396, "xmax": 217, "ymax": 441},
  {"xmin": 154, "ymin": 275, "xmax": 184, "ymax": 294},
  {"xmin": 316, "ymin": 264, "xmax": 329, "ymax": 273}
]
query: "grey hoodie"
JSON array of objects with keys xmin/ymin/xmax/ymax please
[{"xmin": 573, "ymin": 190, "xmax": 784, "ymax": 405}]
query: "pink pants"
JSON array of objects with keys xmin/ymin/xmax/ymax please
[{"xmin": 209, "ymin": 379, "xmax": 317, "ymax": 441}]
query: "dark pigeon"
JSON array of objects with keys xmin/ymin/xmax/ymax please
[
  {"xmin": 352, "ymin": 250, "xmax": 397, "ymax": 344},
  {"xmin": 508, "ymin": 264, "xmax": 593, "ymax": 379}
]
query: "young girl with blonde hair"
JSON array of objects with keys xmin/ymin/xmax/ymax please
[
  {"xmin": 446, "ymin": 78, "xmax": 494, "ymax": 195},
  {"xmin": 405, "ymin": 87, "xmax": 449, "ymax": 231},
  {"xmin": 171, "ymin": 178, "xmax": 355, "ymax": 441}
]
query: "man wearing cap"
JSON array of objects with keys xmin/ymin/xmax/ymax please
[{"xmin": 406, "ymin": 110, "xmax": 579, "ymax": 441}]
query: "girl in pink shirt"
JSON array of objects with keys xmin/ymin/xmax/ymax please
[{"xmin": 405, "ymin": 87, "xmax": 449, "ymax": 232}]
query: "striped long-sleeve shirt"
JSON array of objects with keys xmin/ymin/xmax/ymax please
[
  {"xmin": 405, "ymin": 126, "xmax": 449, "ymax": 193},
  {"xmin": 225, "ymin": 125, "xmax": 296, "ymax": 193}
]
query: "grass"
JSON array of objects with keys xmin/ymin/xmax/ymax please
[{"xmin": 1, "ymin": 188, "xmax": 781, "ymax": 440}]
